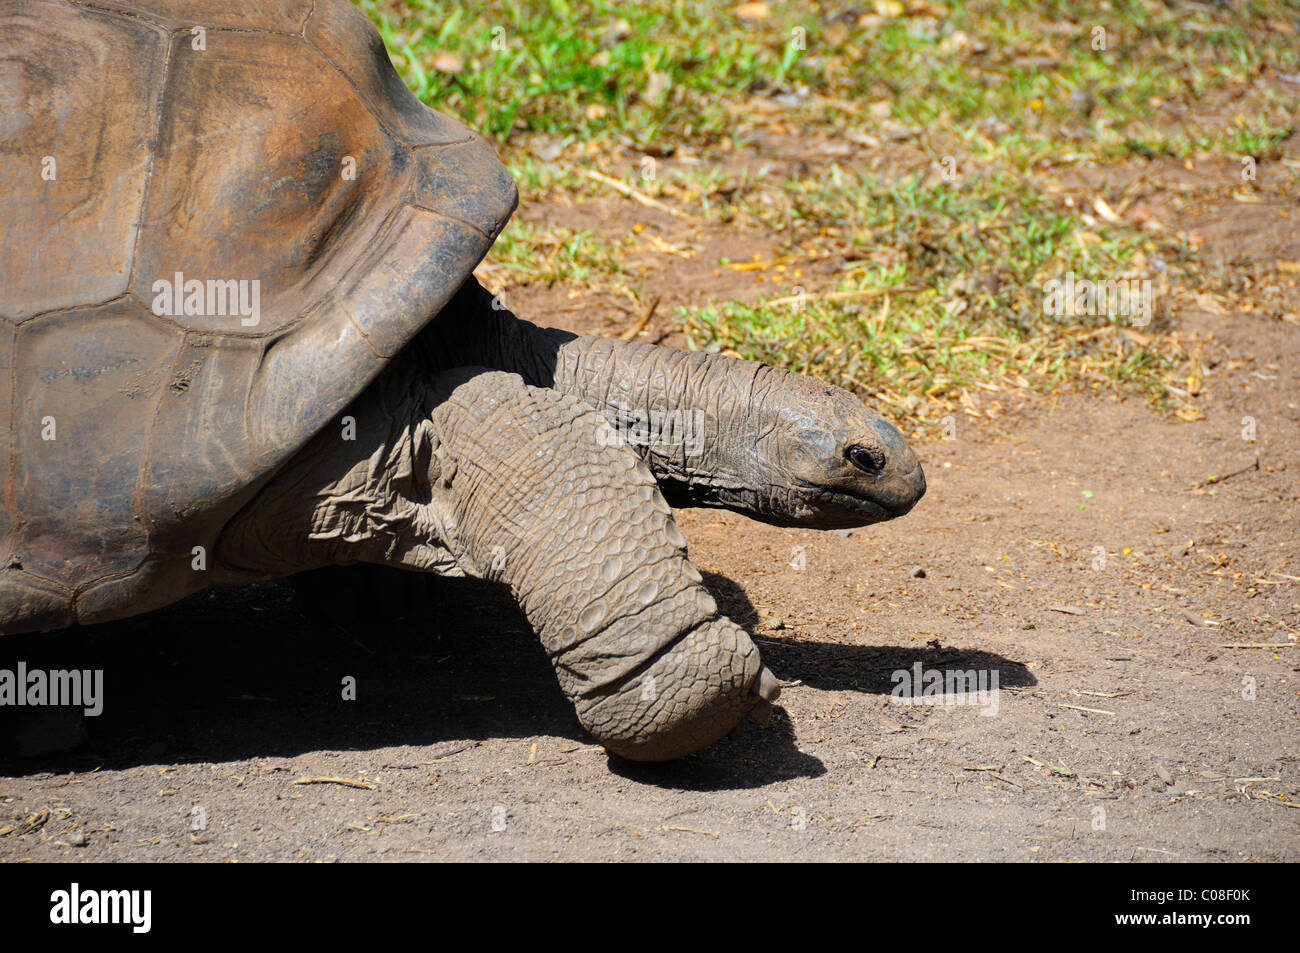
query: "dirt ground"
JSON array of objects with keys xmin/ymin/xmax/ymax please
[{"xmin": 3, "ymin": 160, "xmax": 1299, "ymax": 862}]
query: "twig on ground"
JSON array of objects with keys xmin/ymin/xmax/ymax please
[
  {"xmin": 292, "ymin": 777, "xmax": 375, "ymax": 790},
  {"xmin": 660, "ymin": 826, "xmax": 720, "ymax": 838},
  {"xmin": 574, "ymin": 168, "xmax": 696, "ymax": 221},
  {"xmin": 1187, "ymin": 457, "xmax": 1259, "ymax": 490},
  {"xmin": 619, "ymin": 293, "xmax": 661, "ymax": 341},
  {"xmin": 764, "ymin": 287, "xmax": 920, "ymax": 308},
  {"xmin": 1058, "ymin": 703, "xmax": 1116, "ymax": 715}
]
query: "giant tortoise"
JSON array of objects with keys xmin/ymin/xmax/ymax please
[{"xmin": 0, "ymin": 0, "xmax": 925, "ymax": 760}]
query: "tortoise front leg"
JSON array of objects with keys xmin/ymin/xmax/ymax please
[
  {"xmin": 419, "ymin": 368, "xmax": 777, "ymax": 760},
  {"xmin": 219, "ymin": 364, "xmax": 777, "ymax": 760}
]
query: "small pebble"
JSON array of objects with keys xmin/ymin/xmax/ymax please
[
  {"xmin": 909, "ymin": 566, "xmax": 927, "ymax": 578},
  {"xmin": 67, "ymin": 831, "xmax": 88, "ymax": 847}
]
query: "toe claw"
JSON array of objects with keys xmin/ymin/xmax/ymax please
[{"xmin": 747, "ymin": 666, "xmax": 780, "ymax": 726}]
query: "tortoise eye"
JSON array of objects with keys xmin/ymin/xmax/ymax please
[{"xmin": 847, "ymin": 445, "xmax": 886, "ymax": 474}]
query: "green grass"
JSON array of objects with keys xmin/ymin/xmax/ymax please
[
  {"xmin": 364, "ymin": 0, "xmax": 1299, "ymax": 169},
  {"xmin": 680, "ymin": 170, "xmax": 1180, "ymax": 421},
  {"xmin": 487, "ymin": 220, "xmax": 629, "ymax": 285},
  {"xmin": 1118, "ymin": 114, "xmax": 1296, "ymax": 161},
  {"xmin": 361, "ymin": 0, "xmax": 1298, "ymax": 421}
]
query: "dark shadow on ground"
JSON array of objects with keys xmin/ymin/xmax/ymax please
[
  {"xmin": 703, "ymin": 569, "xmax": 1037, "ymax": 694},
  {"xmin": 0, "ymin": 572, "xmax": 574, "ymax": 772},
  {"xmin": 0, "ymin": 567, "xmax": 1032, "ymax": 791}
]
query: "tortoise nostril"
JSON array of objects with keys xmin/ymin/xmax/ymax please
[{"xmin": 846, "ymin": 445, "xmax": 886, "ymax": 474}]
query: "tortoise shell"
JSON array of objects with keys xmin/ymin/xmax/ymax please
[{"xmin": 0, "ymin": 0, "xmax": 517, "ymax": 632}]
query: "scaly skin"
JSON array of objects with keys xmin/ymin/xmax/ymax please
[
  {"xmin": 426, "ymin": 369, "xmax": 774, "ymax": 759},
  {"xmin": 416, "ymin": 278, "xmax": 926, "ymax": 528},
  {"xmin": 219, "ymin": 363, "xmax": 779, "ymax": 760}
]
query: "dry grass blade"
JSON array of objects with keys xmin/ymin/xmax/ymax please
[
  {"xmin": 619, "ymin": 293, "xmax": 661, "ymax": 341},
  {"xmin": 1025, "ymin": 756, "xmax": 1076, "ymax": 777},
  {"xmin": 764, "ymin": 287, "xmax": 920, "ymax": 308},
  {"xmin": 574, "ymin": 168, "xmax": 697, "ymax": 221},
  {"xmin": 1217, "ymin": 643, "xmax": 1297, "ymax": 649},
  {"xmin": 660, "ymin": 825, "xmax": 720, "ymax": 838},
  {"xmin": 292, "ymin": 777, "xmax": 376, "ymax": 790},
  {"xmin": 1058, "ymin": 703, "xmax": 1117, "ymax": 715},
  {"xmin": 1187, "ymin": 457, "xmax": 1260, "ymax": 490}
]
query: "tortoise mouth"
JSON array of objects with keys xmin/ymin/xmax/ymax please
[
  {"xmin": 662, "ymin": 474, "xmax": 921, "ymax": 529},
  {"xmin": 790, "ymin": 484, "xmax": 898, "ymax": 528},
  {"xmin": 786, "ymin": 467, "xmax": 926, "ymax": 528}
]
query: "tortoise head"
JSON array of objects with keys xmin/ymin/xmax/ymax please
[{"xmin": 702, "ymin": 364, "xmax": 926, "ymax": 529}]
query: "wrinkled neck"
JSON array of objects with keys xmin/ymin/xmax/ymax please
[
  {"xmin": 417, "ymin": 279, "xmax": 776, "ymax": 513},
  {"xmin": 548, "ymin": 334, "xmax": 763, "ymax": 505}
]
